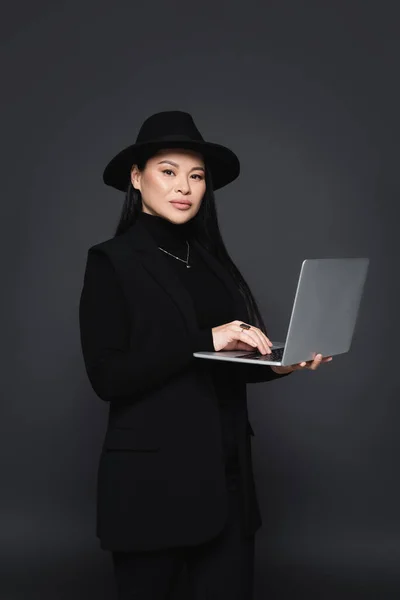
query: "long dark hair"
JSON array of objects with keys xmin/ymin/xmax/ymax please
[{"xmin": 114, "ymin": 152, "xmax": 268, "ymax": 336}]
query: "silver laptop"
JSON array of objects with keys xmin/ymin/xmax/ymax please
[{"xmin": 193, "ymin": 258, "xmax": 369, "ymax": 367}]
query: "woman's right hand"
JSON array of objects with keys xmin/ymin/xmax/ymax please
[{"xmin": 211, "ymin": 320, "xmax": 273, "ymax": 355}]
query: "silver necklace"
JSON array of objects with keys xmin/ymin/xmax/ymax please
[{"xmin": 158, "ymin": 240, "xmax": 191, "ymax": 268}]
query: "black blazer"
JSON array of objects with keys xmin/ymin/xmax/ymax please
[{"xmin": 79, "ymin": 217, "xmax": 289, "ymax": 552}]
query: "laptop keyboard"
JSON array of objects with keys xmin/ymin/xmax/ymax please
[{"xmin": 235, "ymin": 347, "xmax": 284, "ymax": 361}]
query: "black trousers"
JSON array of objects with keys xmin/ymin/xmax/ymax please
[{"xmin": 111, "ymin": 476, "xmax": 255, "ymax": 600}]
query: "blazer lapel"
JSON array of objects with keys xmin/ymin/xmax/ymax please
[{"xmin": 125, "ymin": 218, "xmax": 249, "ymax": 332}]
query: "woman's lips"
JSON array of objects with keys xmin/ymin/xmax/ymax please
[{"xmin": 170, "ymin": 202, "xmax": 192, "ymax": 210}]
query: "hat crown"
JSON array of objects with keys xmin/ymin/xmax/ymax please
[{"xmin": 136, "ymin": 111, "xmax": 204, "ymax": 144}]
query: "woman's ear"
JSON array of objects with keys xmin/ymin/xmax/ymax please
[{"xmin": 130, "ymin": 165, "xmax": 141, "ymax": 191}]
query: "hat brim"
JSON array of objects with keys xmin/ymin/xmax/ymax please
[{"xmin": 102, "ymin": 139, "xmax": 240, "ymax": 192}]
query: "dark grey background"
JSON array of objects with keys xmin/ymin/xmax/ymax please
[{"xmin": 2, "ymin": 0, "xmax": 399, "ymax": 598}]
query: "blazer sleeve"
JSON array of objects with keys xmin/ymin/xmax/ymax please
[{"xmin": 79, "ymin": 249, "xmax": 214, "ymax": 402}]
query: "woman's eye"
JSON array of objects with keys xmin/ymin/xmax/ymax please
[{"xmin": 162, "ymin": 169, "xmax": 203, "ymax": 180}]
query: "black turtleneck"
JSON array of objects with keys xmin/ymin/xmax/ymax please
[
  {"xmin": 138, "ymin": 211, "xmax": 242, "ymax": 486},
  {"xmin": 137, "ymin": 211, "xmax": 192, "ymax": 249},
  {"xmin": 137, "ymin": 211, "xmax": 237, "ymax": 353}
]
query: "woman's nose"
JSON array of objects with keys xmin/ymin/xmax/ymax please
[{"xmin": 175, "ymin": 178, "xmax": 191, "ymax": 194}]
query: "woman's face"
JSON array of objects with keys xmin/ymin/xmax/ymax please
[{"xmin": 130, "ymin": 148, "xmax": 206, "ymax": 223}]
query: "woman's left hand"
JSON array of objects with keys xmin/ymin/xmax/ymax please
[{"xmin": 271, "ymin": 354, "xmax": 333, "ymax": 374}]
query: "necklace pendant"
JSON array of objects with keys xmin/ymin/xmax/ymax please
[{"xmin": 186, "ymin": 264, "xmax": 191, "ymax": 269}]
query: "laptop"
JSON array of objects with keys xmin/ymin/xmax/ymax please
[{"xmin": 193, "ymin": 258, "xmax": 369, "ymax": 367}]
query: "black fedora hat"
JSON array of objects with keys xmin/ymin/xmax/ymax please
[{"xmin": 102, "ymin": 111, "xmax": 240, "ymax": 192}]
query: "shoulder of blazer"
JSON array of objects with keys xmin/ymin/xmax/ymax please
[{"xmin": 87, "ymin": 230, "xmax": 135, "ymax": 261}]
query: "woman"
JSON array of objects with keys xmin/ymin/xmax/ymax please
[{"xmin": 79, "ymin": 111, "xmax": 331, "ymax": 599}]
